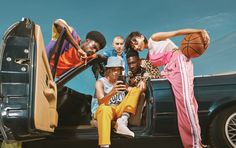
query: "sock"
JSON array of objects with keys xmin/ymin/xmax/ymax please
[
  {"xmin": 100, "ymin": 144, "xmax": 109, "ymax": 148},
  {"xmin": 121, "ymin": 112, "xmax": 130, "ymax": 121}
]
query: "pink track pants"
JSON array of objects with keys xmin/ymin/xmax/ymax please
[{"xmin": 161, "ymin": 52, "xmax": 202, "ymax": 148}]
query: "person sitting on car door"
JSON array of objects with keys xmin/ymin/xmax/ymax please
[
  {"xmin": 94, "ymin": 56, "xmax": 144, "ymax": 148},
  {"xmin": 126, "ymin": 50, "xmax": 160, "ymax": 125},
  {"xmin": 46, "ymin": 19, "xmax": 106, "ymax": 78}
]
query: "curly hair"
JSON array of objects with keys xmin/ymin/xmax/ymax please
[{"xmin": 86, "ymin": 31, "xmax": 106, "ymax": 49}]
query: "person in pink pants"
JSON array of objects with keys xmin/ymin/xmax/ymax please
[{"xmin": 124, "ymin": 29, "xmax": 210, "ymax": 148}]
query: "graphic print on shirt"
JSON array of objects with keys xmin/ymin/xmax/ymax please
[
  {"xmin": 108, "ymin": 92, "xmax": 125, "ymax": 105},
  {"xmin": 101, "ymin": 77, "xmax": 125, "ymax": 105}
]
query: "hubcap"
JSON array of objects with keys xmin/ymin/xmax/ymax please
[{"xmin": 225, "ymin": 112, "xmax": 236, "ymax": 147}]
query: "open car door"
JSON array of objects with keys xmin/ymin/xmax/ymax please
[{"xmin": 0, "ymin": 18, "xmax": 58, "ymax": 142}]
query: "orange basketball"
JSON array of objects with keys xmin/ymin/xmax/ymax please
[{"xmin": 180, "ymin": 33, "xmax": 207, "ymax": 58}]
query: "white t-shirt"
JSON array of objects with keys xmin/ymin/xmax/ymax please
[
  {"xmin": 148, "ymin": 38, "xmax": 178, "ymax": 66},
  {"xmin": 148, "ymin": 38, "xmax": 178, "ymax": 55}
]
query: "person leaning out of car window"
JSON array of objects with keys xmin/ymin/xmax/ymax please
[{"xmin": 46, "ymin": 19, "xmax": 106, "ymax": 78}]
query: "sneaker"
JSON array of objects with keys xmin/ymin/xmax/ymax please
[{"xmin": 114, "ymin": 118, "xmax": 135, "ymax": 138}]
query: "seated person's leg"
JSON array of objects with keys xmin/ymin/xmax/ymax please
[
  {"xmin": 113, "ymin": 87, "xmax": 142, "ymax": 137},
  {"xmin": 129, "ymin": 92, "xmax": 146, "ymax": 126},
  {"xmin": 1, "ymin": 141, "xmax": 22, "ymax": 148},
  {"xmin": 90, "ymin": 97, "xmax": 98, "ymax": 127},
  {"xmin": 95, "ymin": 104, "xmax": 115, "ymax": 146},
  {"xmin": 115, "ymin": 87, "xmax": 141, "ymax": 117}
]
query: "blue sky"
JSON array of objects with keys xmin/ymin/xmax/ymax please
[{"xmin": 1, "ymin": 0, "xmax": 236, "ymax": 95}]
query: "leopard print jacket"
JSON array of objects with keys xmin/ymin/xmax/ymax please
[{"xmin": 128, "ymin": 59, "xmax": 161, "ymax": 87}]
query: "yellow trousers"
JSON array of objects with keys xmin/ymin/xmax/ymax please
[
  {"xmin": 0, "ymin": 141, "xmax": 22, "ymax": 148},
  {"xmin": 95, "ymin": 87, "xmax": 141, "ymax": 145}
]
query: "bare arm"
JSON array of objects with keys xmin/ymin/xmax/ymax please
[
  {"xmin": 96, "ymin": 80, "xmax": 115, "ymax": 105},
  {"xmin": 54, "ymin": 19, "xmax": 87, "ymax": 58},
  {"xmin": 96, "ymin": 80, "xmax": 126, "ymax": 105},
  {"xmin": 151, "ymin": 29, "xmax": 210, "ymax": 48},
  {"xmin": 151, "ymin": 29, "xmax": 204, "ymax": 41}
]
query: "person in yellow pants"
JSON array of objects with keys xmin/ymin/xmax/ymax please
[
  {"xmin": 95, "ymin": 56, "xmax": 144, "ymax": 148},
  {"xmin": 0, "ymin": 141, "xmax": 22, "ymax": 148}
]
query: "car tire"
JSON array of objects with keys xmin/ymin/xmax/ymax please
[{"xmin": 208, "ymin": 106, "xmax": 236, "ymax": 148}]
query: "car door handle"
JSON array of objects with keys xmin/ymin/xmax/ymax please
[
  {"xmin": 43, "ymin": 80, "xmax": 57, "ymax": 101},
  {"xmin": 43, "ymin": 80, "xmax": 58, "ymax": 128}
]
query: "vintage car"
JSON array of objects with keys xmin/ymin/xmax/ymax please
[{"xmin": 0, "ymin": 18, "xmax": 236, "ymax": 148}]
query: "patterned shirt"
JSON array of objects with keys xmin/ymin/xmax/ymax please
[{"xmin": 128, "ymin": 59, "xmax": 160, "ymax": 87}]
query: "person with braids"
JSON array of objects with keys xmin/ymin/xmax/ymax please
[{"xmin": 125, "ymin": 29, "xmax": 210, "ymax": 148}]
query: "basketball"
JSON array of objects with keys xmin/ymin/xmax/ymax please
[{"xmin": 180, "ymin": 33, "xmax": 207, "ymax": 58}]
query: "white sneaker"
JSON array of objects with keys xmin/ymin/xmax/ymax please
[{"xmin": 114, "ymin": 118, "xmax": 135, "ymax": 138}]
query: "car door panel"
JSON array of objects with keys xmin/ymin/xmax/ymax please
[{"xmin": 0, "ymin": 18, "xmax": 58, "ymax": 142}]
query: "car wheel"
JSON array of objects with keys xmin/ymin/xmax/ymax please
[{"xmin": 208, "ymin": 106, "xmax": 236, "ymax": 148}]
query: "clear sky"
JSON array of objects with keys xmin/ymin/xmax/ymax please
[{"xmin": 1, "ymin": 0, "xmax": 236, "ymax": 95}]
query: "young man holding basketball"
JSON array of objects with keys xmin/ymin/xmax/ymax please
[{"xmin": 125, "ymin": 29, "xmax": 210, "ymax": 148}]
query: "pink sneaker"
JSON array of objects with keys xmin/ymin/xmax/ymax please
[{"xmin": 114, "ymin": 118, "xmax": 135, "ymax": 138}]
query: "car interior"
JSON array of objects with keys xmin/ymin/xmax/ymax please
[{"xmin": 53, "ymin": 61, "xmax": 150, "ymax": 137}]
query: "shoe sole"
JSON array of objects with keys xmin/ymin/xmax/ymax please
[{"xmin": 113, "ymin": 129, "xmax": 135, "ymax": 138}]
